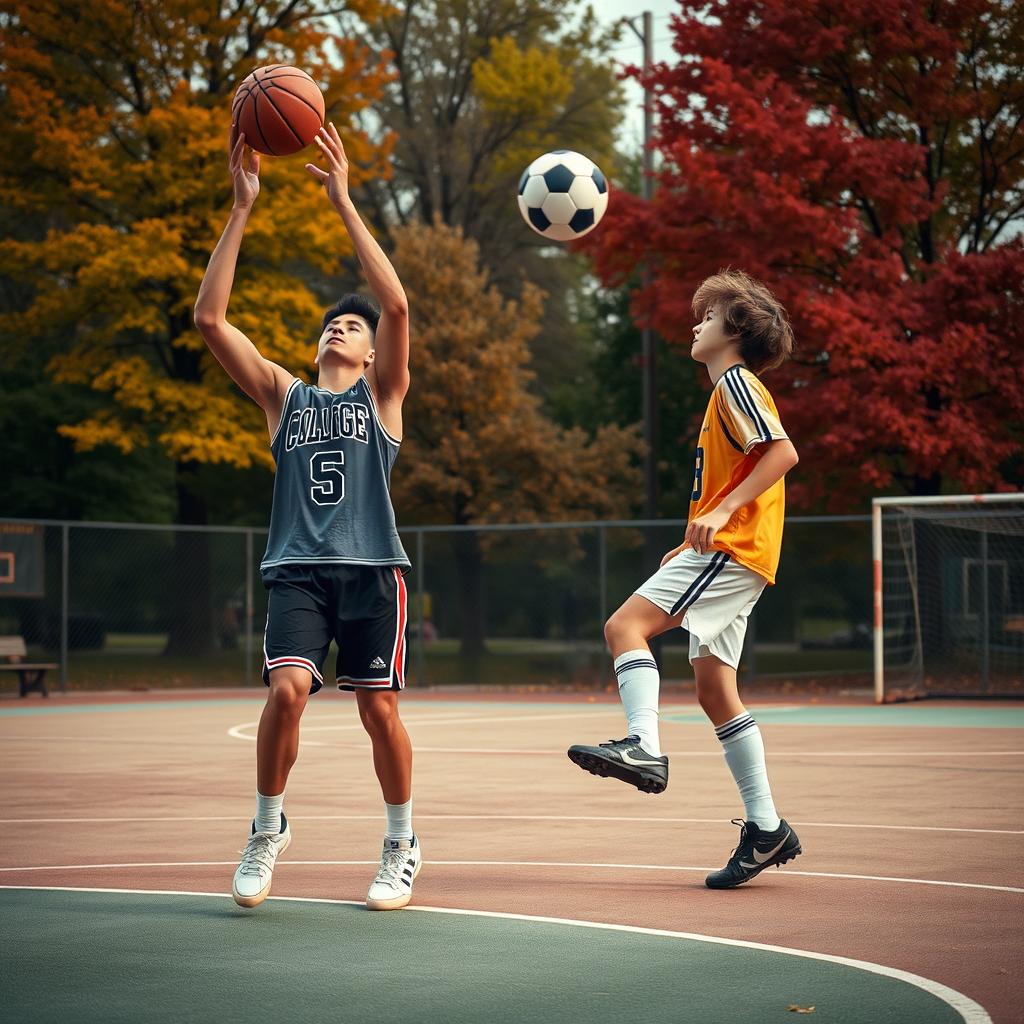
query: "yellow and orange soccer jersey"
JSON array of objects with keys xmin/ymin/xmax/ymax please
[{"xmin": 688, "ymin": 364, "xmax": 789, "ymax": 584}]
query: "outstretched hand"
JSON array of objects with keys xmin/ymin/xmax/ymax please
[
  {"xmin": 229, "ymin": 124, "xmax": 260, "ymax": 210},
  {"xmin": 305, "ymin": 123, "xmax": 350, "ymax": 206}
]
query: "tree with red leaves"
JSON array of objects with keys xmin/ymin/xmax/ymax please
[{"xmin": 585, "ymin": 0, "xmax": 1024, "ymax": 508}]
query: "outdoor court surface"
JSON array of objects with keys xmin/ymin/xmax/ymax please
[{"xmin": 2, "ymin": 690, "xmax": 1021, "ymax": 1023}]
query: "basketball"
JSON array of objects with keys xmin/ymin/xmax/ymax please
[{"xmin": 231, "ymin": 65, "xmax": 325, "ymax": 157}]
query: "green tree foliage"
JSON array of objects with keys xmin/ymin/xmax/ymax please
[
  {"xmin": 356, "ymin": 0, "xmax": 623, "ymax": 274},
  {"xmin": 354, "ymin": 0, "xmax": 628, "ymax": 420},
  {"xmin": 0, "ymin": 0, "xmax": 394, "ymax": 652}
]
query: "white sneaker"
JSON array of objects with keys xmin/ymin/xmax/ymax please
[
  {"xmin": 231, "ymin": 814, "xmax": 292, "ymax": 908},
  {"xmin": 366, "ymin": 835, "xmax": 422, "ymax": 911}
]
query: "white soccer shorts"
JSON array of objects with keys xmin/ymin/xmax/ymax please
[{"xmin": 634, "ymin": 548, "xmax": 766, "ymax": 668}]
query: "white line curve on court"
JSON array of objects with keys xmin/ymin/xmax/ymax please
[
  {"xmin": 226, "ymin": 708, "xmax": 625, "ymax": 743},
  {"xmin": 0, "ymin": 884, "xmax": 992, "ymax": 1024},
  {"xmin": 7, "ymin": 732, "xmax": 1023, "ymax": 758},
  {"xmin": 0, "ymin": 859, "xmax": 1019, "ymax": 893},
  {"xmin": 1, "ymin": 814, "xmax": 1019, "ymax": 835},
  {"xmin": 318, "ymin": 744, "xmax": 1024, "ymax": 758}
]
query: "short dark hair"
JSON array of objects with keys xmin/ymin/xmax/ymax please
[
  {"xmin": 692, "ymin": 270, "xmax": 795, "ymax": 373},
  {"xmin": 321, "ymin": 293, "xmax": 381, "ymax": 337}
]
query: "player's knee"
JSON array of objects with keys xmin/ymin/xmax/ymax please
[
  {"xmin": 358, "ymin": 693, "xmax": 399, "ymax": 736},
  {"xmin": 267, "ymin": 672, "xmax": 309, "ymax": 715},
  {"xmin": 603, "ymin": 611, "xmax": 625, "ymax": 649},
  {"xmin": 695, "ymin": 684, "xmax": 716, "ymax": 715},
  {"xmin": 695, "ymin": 674, "xmax": 731, "ymax": 717},
  {"xmin": 604, "ymin": 608, "xmax": 640, "ymax": 650}
]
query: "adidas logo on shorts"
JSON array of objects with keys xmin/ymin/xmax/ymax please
[{"xmin": 370, "ymin": 656, "xmax": 387, "ymax": 670}]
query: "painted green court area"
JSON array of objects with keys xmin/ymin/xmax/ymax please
[{"xmin": 3, "ymin": 889, "xmax": 964, "ymax": 1024}]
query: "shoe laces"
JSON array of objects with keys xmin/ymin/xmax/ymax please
[
  {"xmin": 237, "ymin": 833, "xmax": 278, "ymax": 877},
  {"xmin": 375, "ymin": 847, "xmax": 409, "ymax": 886},
  {"xmin": 727, "ymin": 818, "xmax": 750, "ymax": 858}
]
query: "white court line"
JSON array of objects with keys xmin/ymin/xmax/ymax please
[
  {"xmin": 323, "ymin": 744, "xmax": 1024, "ymax": 758},
  {"xmin": 4, "ymin": 737, "xmax": 1019, "ymax": 761},
  {"xmin": 0, "ymin": 858, "xmax": 1019, "ymax": 894},
  {"xmin": 0, "ymin": 884, "xmax": 991, "ymax": 1024},
  {"xmin": 1, "ymin": 814, "xmax": 1020, "ymax": 835},
  {"xmin": 226, "ymin": 709, "xmax": 621, "ymax": 743},
  {"xmin": 302, "ymin": 710, "xmax": 629, "ymax": 733}
]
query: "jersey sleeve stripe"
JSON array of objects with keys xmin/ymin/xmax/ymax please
[
  {"xmin": 723, "ymin": 369, "xmax": 768, "ymax": 443},
  {"xmin": 734, "ymin": 370, "xmax": 773, "ymax": 441}
]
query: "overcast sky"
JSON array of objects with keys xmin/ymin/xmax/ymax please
[{"xmin": 589, "ymin": 0, "xmax": 680, "ymax": 150}]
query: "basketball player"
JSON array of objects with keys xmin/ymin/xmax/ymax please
[
  {"xmin": 194, "ymin": 122, "xmax": 419, "ymax": 910},
  {"xmin": 568, "ymin": 271, "xmax": 803, "ymax": 888}
]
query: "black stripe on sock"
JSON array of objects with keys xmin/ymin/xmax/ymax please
[
  {"xmin": 716, "ymin": 716, "xmax": 757, "ymax": 741},
  {"xmin": 615, "ymin": 658, "xmax": 658, "ymax": 676}
]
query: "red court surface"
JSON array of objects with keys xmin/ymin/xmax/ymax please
[{"xmin": 2, "ymin": 690, "xmax": 1022, "ymax": 1022}]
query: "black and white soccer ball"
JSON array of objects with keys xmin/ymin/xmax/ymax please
[{"xmin": 517, "ymin": 150, "xmax": 609, "ymax": 242}]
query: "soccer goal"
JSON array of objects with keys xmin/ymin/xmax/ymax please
[{"xmin": 873, "ymin": 493, "xmax": 1024, "ymax": 702}]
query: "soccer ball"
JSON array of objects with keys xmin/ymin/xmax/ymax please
[{"xmin": 517, "ymin": 150, "xmax": 609, "ymax": 242}]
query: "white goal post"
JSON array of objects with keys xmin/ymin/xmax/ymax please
[{"xmin": 872, "ymin": 493, "xmax": 1024, "ymax": 702}]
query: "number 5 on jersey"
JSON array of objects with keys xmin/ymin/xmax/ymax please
[{"xmin": 310, "ymin": 450, "xmax": 345, "ymax": 505}]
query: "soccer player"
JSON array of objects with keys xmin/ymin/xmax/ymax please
[
  {"xmin": 194, "ymin": 122, "xmax": 420, "ymax": 911},
  {"xmin": 568, "ymin": 270, "xmax": 802, "ymax": 888}
]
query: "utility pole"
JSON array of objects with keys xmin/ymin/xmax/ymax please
[{"xmin": 626, "ymin": 11, "xmax": 658, "ymax": 519}]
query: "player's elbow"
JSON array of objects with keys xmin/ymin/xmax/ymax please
[
  {"xmin": 195, "ymin": 305, "xmax": 222, "ymax": 329},
  {"xmin": 785, "ymin": 442, "xmax": 799, "ymax": 468},
  {"xmin": 193, "ymin": 307, "xmax": 225, "ymax": 334},
  {"xmin": 383, "ymin": 295, "xmax": 409, "ymax": 319}
]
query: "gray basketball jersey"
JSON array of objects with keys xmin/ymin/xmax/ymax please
[{"xmin": 260, "ymin": 377, "xmax": 410, "ymax": 573}]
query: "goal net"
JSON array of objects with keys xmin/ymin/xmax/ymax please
[{"xmin": 873, "ymin": 494, "xmax": 1024, "ymax": 701}]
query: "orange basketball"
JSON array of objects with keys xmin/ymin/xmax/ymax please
[{"xmin": 231, "ymin": 65, "xmax": 325, "ymax": 157}]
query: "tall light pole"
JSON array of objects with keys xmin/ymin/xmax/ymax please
[{"xmin": 626, "ymin": 11, "xmax": 658, "ymax": 518}]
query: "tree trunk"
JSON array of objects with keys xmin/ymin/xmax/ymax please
[
  {"xmin": 453, "ymin": 529, "xmax": 487, "ymax": 672},
  {"xmin": 163, "ymin": 462, "xmax": 217, "ymax": 657}
]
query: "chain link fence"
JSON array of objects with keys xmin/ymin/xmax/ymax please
[{"xmin": 0, "ymin": 516, "xmax": 872, "ymax": 694}]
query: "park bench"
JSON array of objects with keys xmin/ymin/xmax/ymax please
[{"xmin": 0, "ymin": 636, "xmax": 58, "ymax": 698}]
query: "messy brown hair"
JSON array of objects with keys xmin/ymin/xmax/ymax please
[{"xmin": 692, "ymin": 270, "xmax": 795, "ymax": 373}]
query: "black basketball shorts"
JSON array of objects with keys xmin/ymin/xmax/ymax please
[{"xmin": 261, "ymin": 564, "xmax": 409, "ymax": 694}]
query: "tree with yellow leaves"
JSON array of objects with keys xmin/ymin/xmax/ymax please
[
  {"xmin": 355, "ymin": 0, "xmax": 623, "ymax": 278},
  {"xmin": 390, "ymin": 219, "xmax": 642, "ymax": 657},
  {"xmin": 0, "ymin": 0, "xmax": 393, "ymax": 653}
]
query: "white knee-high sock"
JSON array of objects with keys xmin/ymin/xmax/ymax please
[
  {"xmin": 614, "ymin": 649, "xmax": 662, "ymax": 756},
  {"xmin": 255, "ymin": 790, "xmax": 284, "ymax": 834},
  {"xmin": 385, "ymin": 799, "xmax": 413, "ymax": 841},
  {"xmin": 716, "ymin": 713, "xmax": 780, "ymax": 831}
]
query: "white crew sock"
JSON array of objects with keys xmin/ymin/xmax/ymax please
[
  {"xmin": 385, "ymin": 798, "xmax": 413, "ymax": 841},
  {"xmin": 715, "ymin": 712, "xmax": 781, "ymax": 832},
  {"xmin": 614, "ymin": 649, "xmax": 662, "ymax": 757},
  {"xmin": 254, "ymin": 790, "xmax": 284, "ymax": 834}
]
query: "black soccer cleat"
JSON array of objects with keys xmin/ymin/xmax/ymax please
[
  {"xmin": 705, "ymin": 818, "xmax": 802, "ymax": 889},
  {"xmin": 567, "ymin": 735, "xmax": 669, "ymax": 794}
]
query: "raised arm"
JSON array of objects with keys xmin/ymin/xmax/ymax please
[
  {"xmin": 306, "ymin": 124, "xmax": 410, "ymax": 405},
  {"xmin": 194, "ymin": 128, "xmax": 293, "ymax": 427}
]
